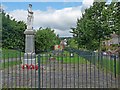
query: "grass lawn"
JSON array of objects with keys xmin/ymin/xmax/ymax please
[
  {"xmin": 0, "ymin": 61, "xmax": 22, "ymax": 69},
  {"xmin": 0, "ymin": 48, "xmax": 23, "ymax": 69},
  {"xmin": 99, "ymin": 57, "xmax": 119, "ymax": 75},
  {"xmin": 2, "ymin": 48, "xmax": 24, "ymax": 59},
  {"xmin": 85, "ymin": 55, "xmax": 119, "ymax": 75},
  {"xmin": 37, "ymin": 51, "xmax": 89, "ymax": 64},
  {"xmin": 2, "ymin": 49, "xmax": 116, "ymax": 75}
]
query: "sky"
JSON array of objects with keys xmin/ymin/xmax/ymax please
[{"xmin": 1, "ymin": 0, "xmax": 113, "ymax": 37}]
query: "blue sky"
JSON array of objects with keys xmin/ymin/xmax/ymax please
[
  {"xmin": 2, "ymin": 0, "xmax": 114, "ymax": 12},
  {"xmin": 2, "ymin": 2, "xmax": 82, "ymax": 12}
]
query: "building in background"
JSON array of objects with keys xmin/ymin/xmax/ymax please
[
  {"xmin": 102, "ymin": 33, "xmax": 119, "ymax": 51},
  {"xmin": 103, "ymin": 33, "xmax": 119, "ymax": 46}
]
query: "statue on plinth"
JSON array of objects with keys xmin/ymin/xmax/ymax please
[
  {"xmin": 27, "ymin": 4, "xmax": 33, "ymax": 29},
  {"xmin": 22, "ymin": 4, "xmax": 37, "ymax": 70}
]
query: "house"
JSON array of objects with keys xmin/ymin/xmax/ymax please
[
  {"xmin": 103, "ymin": 33, "xmax": 119, "ymax": 46},
  {"xmin": 111, "ymin": 33, "xmax": 119, "ymax": 45}
]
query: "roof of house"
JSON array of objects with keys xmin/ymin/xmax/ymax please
[{"xmin": 111, "ymin": 33, "xmax": 118, "ymax": 38}]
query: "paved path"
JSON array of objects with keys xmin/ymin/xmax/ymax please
[{"xmin": 1, "ymin": 60, "xmax": 119, "ymax": 88}]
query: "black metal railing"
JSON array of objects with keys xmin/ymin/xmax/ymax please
[{"xmin": 1, "ymin": 48, "xmax": 120, "ymax": 89}]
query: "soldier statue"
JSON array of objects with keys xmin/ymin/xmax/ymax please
[{"xmin": 27, "ymin": 4, "xmax": 33, "ymax": 29}]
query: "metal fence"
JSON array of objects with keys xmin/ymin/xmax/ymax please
[{"xmin": 1, "ymin": 48, "xmax": 120, "ymax": 88}]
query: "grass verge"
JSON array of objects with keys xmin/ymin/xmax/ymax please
[
  {"xmin": 0, "ymin": 61, "xmax": 22, "ymax": 69},
  {"xmin": 37, "ymin": 51, "xmax": 89, "ymax": 64},
  {"xmin": 2, "ymin": 48, "xmax": 24, "ymax": 59}
]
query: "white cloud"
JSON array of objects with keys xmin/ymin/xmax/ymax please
[
  {"xmin": 0, "ymin": 4, "xmax": 7, "ymax": 11},
  {"xmin": 81, "ymin": 0, "xmax": 94, "ymax": 13},
  {"xmin": 9, "ymin": 6, "xmax": 82, "ymax": 37},
  {"xmin": 8, "ymin": 1, "xmax": 94, "ymax": 37},
  {"xmin": 54, "ymin": 29, "xmax": 73, "ymax": 37},
  {"xmin": 9, "ymin": 9, "xmax": 27, "ymax": 21},
  {"xmin": 82, "ymin": 0, "xmax": 94, "ymax": 6}
]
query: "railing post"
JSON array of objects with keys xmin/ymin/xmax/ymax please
[
  {"xmin": 118, "ymin": 52, "xmax": 120, "ymax": 88},
  {"xmin": 61, "ymin": 50, "xmax": 63, "ymax": 64},
  {"xmin": 100, "ymin": 52, "xmax": 103, "ymax": 68},
  {"xmin": 114, "ymin": 55, "xmax": 116, "ymax": 78},
  {"xmin": 38, "ymin": 54, "xmax": 40, "ymax": 88}
]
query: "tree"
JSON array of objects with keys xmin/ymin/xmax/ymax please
[
  {"xmin": 67, "ymin": 37, "xmax": 78, "ymax": 49},
  {"xmin": 71, "ymin": 1, "xmax": 115, "ymax": 51},
  {"xmin": 2, "ymin": 11, "xmax": 26, "ymax": 51},
  {"xmin": 109, "ymin": 1, "xmax": 120, "ymax": 42},
  {"xmin": 2, "ymin": 11, "xmax": 60, "ymax": 52},
  {"xmin": 35, "ymin": 27, "xmax": 60, "ymax": 52}
]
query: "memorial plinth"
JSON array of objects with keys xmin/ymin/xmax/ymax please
[
  {"xmin": 22, "ymin": 4, "xmax": 37, "ymax": 69},
  {"xmin": 23, "ymin": 29, "xmax": 36, "ymax": 65}
]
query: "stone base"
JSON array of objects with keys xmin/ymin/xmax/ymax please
[
  {"xmin": 24, "ymin": 29, "xmax": 35, "ymax": 35},
  {"xmin": 22, "ymin": 58, "xmax": 36, "ymax": 65},
  {"xmin": 22, "ymin": 53, "xmax": 37, "ymax": 65}
]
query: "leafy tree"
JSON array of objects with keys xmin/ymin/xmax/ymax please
[
  {"xmin": 2, "ymin": 11, "xmax": 60, "ymax": 52},
  {"xmin": 2, "ymin": 11, "xmax": 26, "ymax": 51},
  {"xmin": 109, "ymin": 1, "xmax": 120, "ymax": 41},
  {"xmin": 67, "ymin": 38, "xmax": 78, "ymax": 49},
  {"xmin": 35, "ymin": 27, "xmax": 60, "ymax": 52},
  {"xmin": 71, "ymin": 1, "xmax": 118, "ymax": 51}
]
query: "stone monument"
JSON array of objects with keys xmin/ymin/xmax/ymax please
[{"xmin": 23, "ymin": 4, "xmax": 36, "ymax": 66}]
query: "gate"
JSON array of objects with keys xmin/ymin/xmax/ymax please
[{"xmin": 1, "ymin": 48, "xmax": 120, "ymax": 88}]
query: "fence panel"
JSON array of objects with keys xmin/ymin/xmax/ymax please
[{"xmin": 1, "ymin": 48, "xmax": 120, "ymax": 88}]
